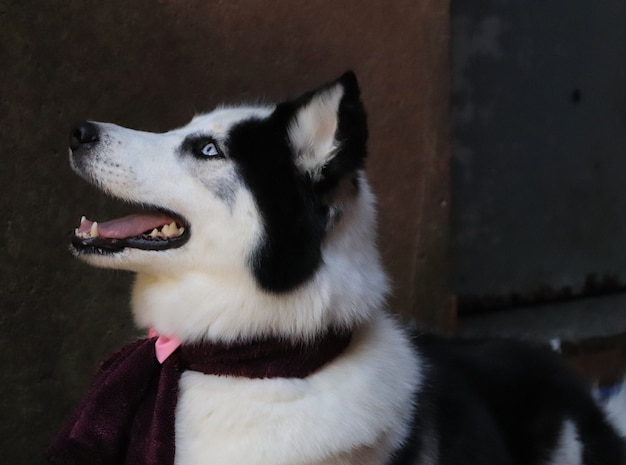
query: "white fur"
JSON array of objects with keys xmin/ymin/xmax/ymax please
[
  {"xmin": 72, "ymin": 94, "xmax": 420, "ymax": 464},
  {"xmin": 603, "ymin": 382, "xmax": 626, "ymax": 439},
  {"xmin": 175, "ymin": 313, "xmax": 420, "ymax": 465},
  {"xmin": 546, "ymin": 420, "xmax": 582, "ymax": 465}
]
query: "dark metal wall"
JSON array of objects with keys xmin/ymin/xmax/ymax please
[
  {"xmin": 0, "ymin": 2, "xmax": 450, "ymax": 463},
  {"xmin": 451, "ymin": 0, "xmax": 626, "ymax": 311}
]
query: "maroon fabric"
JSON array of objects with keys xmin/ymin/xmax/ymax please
[{"xmin": 47, "ymin": 331, "xmax": 352, "ymax": 465}]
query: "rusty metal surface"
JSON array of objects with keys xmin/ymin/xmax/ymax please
[{"xmin": 451, "ymin": 0, "xmax": 626, "ymax": 310}]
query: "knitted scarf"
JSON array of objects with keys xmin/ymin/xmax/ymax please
[{"xmin": 46, "ymin": 330, "xmax": 352, "ymax": 465}]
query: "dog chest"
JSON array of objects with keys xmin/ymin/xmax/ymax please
[{"xmin": 173, "ymin": 318, "xmax": 420, "ymax": 465}]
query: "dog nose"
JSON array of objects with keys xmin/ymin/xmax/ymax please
[{"xmin": 70, "ymin": 121, "xmax": 99, "ymax": 151}]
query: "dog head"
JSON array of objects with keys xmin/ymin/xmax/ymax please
[{"xmin": 69, "ymin": 72, "xmax": 387, "ymax": 341}]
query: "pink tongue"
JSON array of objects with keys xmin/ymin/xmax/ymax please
[{"xmin": 78, "ymin": 213, "xmax": 177, "ymax": 239}]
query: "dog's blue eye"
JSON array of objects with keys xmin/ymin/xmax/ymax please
[
  {"xmin": 186, "ymin": 136, "xmax": 225, "ymax": 160},
  {"xmin": 200, "ymin": 142, "xmax": 219, "ymax": 157}
]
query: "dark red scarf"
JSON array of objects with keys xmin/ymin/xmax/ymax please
[{"xmin": 46, "ymin": 330, "xmax": 352, "ymax": 465}]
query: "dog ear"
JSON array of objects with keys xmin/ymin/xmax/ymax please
[{"xmin": 285, "ymin": 71, "xmax": 368, "ymax": 193}]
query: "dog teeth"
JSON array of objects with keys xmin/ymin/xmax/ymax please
[
  {"xmin": 74, "ymin": 216, "xmax": 185, "ymax": 240},
  {"xmin": 146, "ymin": 222, "xmax": 185, "ymax": 240},
  {"xmin": 161, "ymin": 222, "xmax": 173, "ymax": 237},
  {"xmin": 75, "ymin": 216, "xmax": 96, "ymax": 239},
  {"xmin": 161, "ymin": 221, "xmax": 184, "ymax": 238}
]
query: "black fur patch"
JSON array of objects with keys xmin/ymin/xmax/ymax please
[
  {"xmin": 391, "ymin": 335, "xmax": 625, "ymax": 465},
  {"xmin": 225, "ymin": 72, "xmax": 368, "ymax": 292}
]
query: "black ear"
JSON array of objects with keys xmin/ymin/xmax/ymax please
[{"xmin": 283, "ymin": 71, "xmax": 368, "ymax": 193}]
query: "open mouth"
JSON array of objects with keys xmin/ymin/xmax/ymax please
[{"xmin": 71, "ymin": 209, "xmax": 190, "ymax": 254}]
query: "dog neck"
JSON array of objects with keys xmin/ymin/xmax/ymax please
[{"xmin": 175, "ymin": 329, "xmax": 353, "ymax": 379}]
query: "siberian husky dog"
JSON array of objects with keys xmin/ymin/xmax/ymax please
[{"xmin": 68, "ymin": 72, "xmax": 626, "ymax": 464}]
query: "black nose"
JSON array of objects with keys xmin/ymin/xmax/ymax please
[{"xmin": 70, "ymin": 121, "xmax": 99, "ymax": 151}]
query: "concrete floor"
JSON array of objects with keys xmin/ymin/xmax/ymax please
[
  {"xmin": 458, "ymin": 294, "xmax": 626, "ymax": 385},
  {"xmin": 459, "ymin": 293, "xmax": 626, "ymax": 343}
]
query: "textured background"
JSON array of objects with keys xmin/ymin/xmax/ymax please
[
  {"xmin": 0, "ymin": 1, "xmax": 450, "ymax": 463},
  {"xmin": 451, "ymin": 0, "xmax": 626, "ymax": 307}
]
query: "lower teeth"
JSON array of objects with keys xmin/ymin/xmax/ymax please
[{"xmin": 142, "ymin": 234, "xmax": 166, "ymax": 240}]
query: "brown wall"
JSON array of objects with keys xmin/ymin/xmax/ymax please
[{"xmin": 0, "ymin": 1, "xmax": 450, "ymax": 463}]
